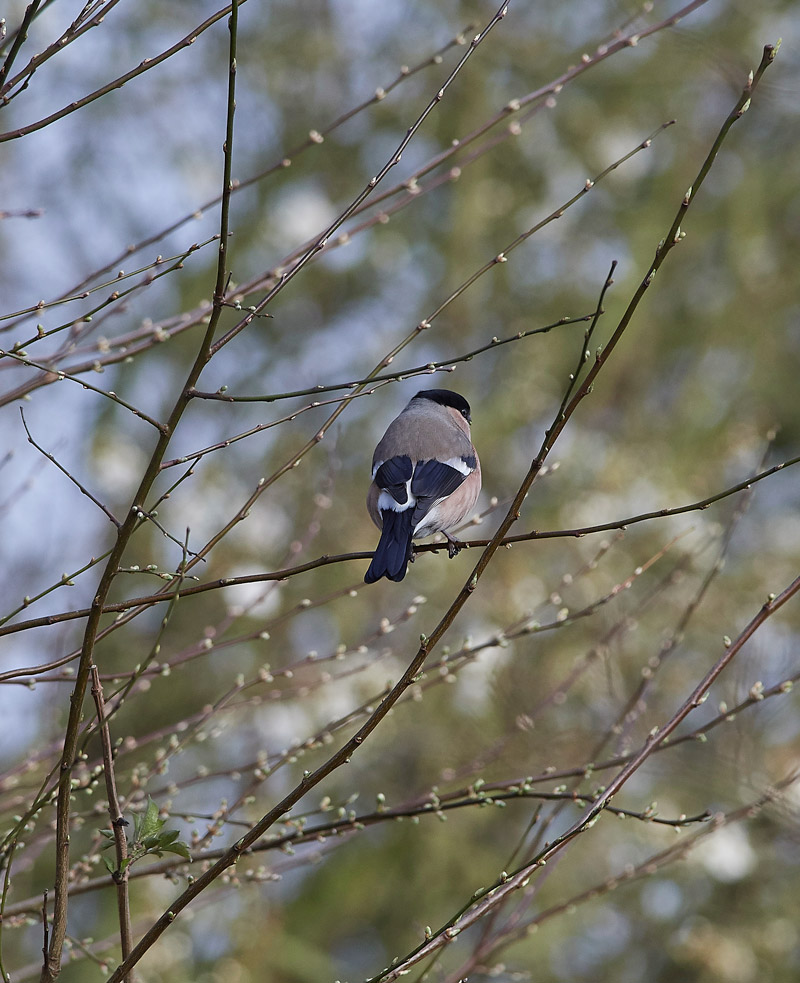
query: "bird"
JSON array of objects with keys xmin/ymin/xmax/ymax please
[{"xmin": 365, "ymin": 389, "xmax": 481, "ymax": 584}]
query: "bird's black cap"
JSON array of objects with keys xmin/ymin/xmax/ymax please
[{"xmin": 414, "ymin": 389, "xmax": 471, "ymax": 423}]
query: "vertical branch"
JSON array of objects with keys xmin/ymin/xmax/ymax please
[
  {"xmin": 40, "ymin": 5, "xmax": 240, "ymax": 980},
  {"xmin": 0, "ymin": 839, "xmax": 17, "ymax": 982},
  {"xmin": 212, "ymin": 0, "xmax": 238, "ymax": 311},
  {"xmin": 89, "ymin": 666, "xmax": 132, "ymax": 981},
  {"xmin": 41, "ymin": 892, "xmax": 48, "ymax": 973},
  {"xmin": 550, "ymin": 260, "xmax": 616, "ymax": 424}
]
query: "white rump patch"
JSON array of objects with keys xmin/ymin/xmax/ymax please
[{"xmin": 378, "ymin": 489, "xmax": 415, "ymax": 512}]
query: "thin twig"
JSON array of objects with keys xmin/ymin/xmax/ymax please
[
  {"xmin": 353, "ymin": 39, "xmax": 782, "ymax": 983},
  {"xmin": 447, "ymin": 772, "xmax": 799, "ymax": 980},
  {"xmin": 0, "ymin": 549, "xmax": 111, "ymax": 629},
  {"xmin": 187, "ymin": 313, "xmax": 593, "ymax": 404},
  {"xmin": 0, "ymin": 837, "xmax": 16, "ymax": 982},
  {"xmin": 0, "ymin": 239, "xmax": 216, "ymax": 327},
  {"xmin": 0, "ymin": 0, "xmax": 121, "ymax": 100},
  {"xmin": 40, "ymin": 892, "xmax": 48, "ymax": 973},
  {"xmin": 607, "ymin": 433, "xmax": 774, "ymax": 753},
  {"xmin": 19, "ymin": 409, "xmax": 121, "ymax": 528},
  {"xmin": 365, "ymin": 576, "xmax": 799, "ymax": 982},
  {"xmin": 20, "ymin": 22, "xmax": 474, "ymax": 310},
  {"xmin": 4, "ymin": 352, "xmax": 166, "ymax": 432}
]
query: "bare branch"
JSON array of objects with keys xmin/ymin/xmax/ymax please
[{"xmin": 19, "ymin": 409, "xmax": 121, "ymax": 528}]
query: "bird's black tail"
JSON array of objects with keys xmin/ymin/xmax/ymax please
[{"xmin": 365, "ymin": 509, "xmax": 414, "ymax": 583}]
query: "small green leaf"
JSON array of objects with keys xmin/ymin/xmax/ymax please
[
  {"xmin": 139, "ymin": 797, "xmax": 164, "ymax": 839},
  {"xmin": 162, "ymin": 841, "xmax": 191, "ymax": 860},
  {"xmin": 102, "ymin": 856, "xmax": 116, "ymax": 874}
]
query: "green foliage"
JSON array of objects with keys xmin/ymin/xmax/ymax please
[{"xmin": 99, "ymin": 798, "xmax": 190, "ymax": 879}]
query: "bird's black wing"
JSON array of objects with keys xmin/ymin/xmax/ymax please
[
  {"xmin": 410, "ymin": 458, "xmax": 467, "ymax": 526},
  {"xmin": 373, "ymin": 455, "xmax": 413, "ymax": 505}
]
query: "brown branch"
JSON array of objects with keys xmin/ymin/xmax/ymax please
[
  {"xmin": 3, "ymin": 650, "xmax": 797, "ymax": 923},
  {"xmin": 0, "ymin": 786, "xmax": 710, "ymax": 923},
  {"xmin": 0, "ymin": 835, "xmax": 17, "ymax": 982},
  {"xmin": 0, "ymin": 237, "xmax": 216, "ymax": 328},
  {"xmin": 186, "ymin": 313, "xmax": 592, "ymax": 405},
  {"xmin": 367, "ymin": 573, "xmax": 800, "ymax": 981},
  {"xmin": 104, "ymin": 220, "xmax": 601, "ymax": 983},
  {"xmin": 2, "ymin": 449, "xmax": 796, "ymax": 646},
  {"xmin": 605, "ymin": 435, "xmax": 772, "ymax": 754},
  {"xmin": 19, "ymin": 409, "xmax": 121, "ymax": 528},
  {"xmin": 89, "ymin": 667, "xmax": 132, "ymax": 980},
  {"xmin": 5, "ymin": 354, "xmax": 166, "ymax": 433},
  {"xmin": 449, "ymin": 773, "xmax": 799, "ymax": 980},
  {"xmin": 334, "ymin": 0, "xmax": 712, "ymax": 224},
  {"xmin": 98, "ymin": 7, "xmax": 514, "ymax": 979},
  {"xmin": 0, "ymin": 0, "xmax": 122, "ymax": 101}
]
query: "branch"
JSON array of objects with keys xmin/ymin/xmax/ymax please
[
  {"xmin": 39, "ymin": 4, "xmax": 242, "ymax": 980},
  {"xmin": 366, "ymin": 576, "xmax": 800, "ymax": 981},
  {"xmin": 2, "ymin": 450, "xmax": 797, "ymax": 643},
  {"xmin": 187, "ymin": 313, "xmax": 593, "ymax": 405},
  {"xmin": 89, "ymin": 667, "xmax": 132, "ymax": 979},
  {"xmin": 3, "ymin": 352, "xmax": 166, "ymax": 432},
  {"xmin": 0, "ymin": 237, "xmax": 216, "ymax": 327},
  {"xmin": 0, "ymin": 0, "xmax": 122, "ymax": 101},
  {"xmin": 353, "ymin": 39, "xmax": 783, "ymax": 983},
  {"xmin": 19, "ymin": 409, "xmax": 121, "ymax": 528}
]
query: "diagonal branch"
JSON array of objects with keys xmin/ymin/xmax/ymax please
[{"xmin": 19, "ymin": 409, "xmax": 121, "ymax": 528}]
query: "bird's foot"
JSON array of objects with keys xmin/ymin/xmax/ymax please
[{"xmin": 444, "ymin": 532, "xmax": 463, "ymax": 559}]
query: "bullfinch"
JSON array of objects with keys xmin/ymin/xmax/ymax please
[{"xmin": 365, "ymin": 389, "xmax": 481, "ymax": 584}]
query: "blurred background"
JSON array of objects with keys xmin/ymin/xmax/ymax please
[{"xmin": 1, "ymin": 1, "xmax": 799, "ymax": 980}]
